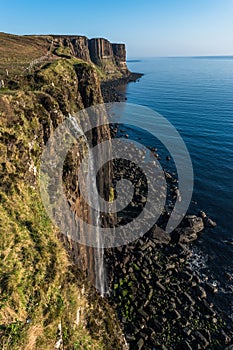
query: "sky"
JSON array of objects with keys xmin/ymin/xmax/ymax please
[{"xmin": 1, "ymin": 0, "xmax": 233, "ymax": 57}]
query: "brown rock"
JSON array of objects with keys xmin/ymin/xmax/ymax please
[
  {"xmin": 184, "ymin": 215, "xmax": 204, "ymax": 233},
  {"xmin": 151, "ymin": 225, "xmax": 171, "ymax": 245}
]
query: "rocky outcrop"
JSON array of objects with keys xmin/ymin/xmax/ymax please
[
  {"xmin": 52, "ymin": 35, "xmax": 91, "ymax": 61},
  {"xmin": 51, "ymin": 35, "xmax": 129, "ymax": 76},
  {"xmin": 107, "ymin": 234, "xmax": 233, "ymax": 350},
  {"xmin": 89, "ymin": 38, "xmax": 113, "ymax": 65},
  {"xmin": 0, "ymin": 32, "xmax": 130, "ymax": 81},
  {"xmin": 88, "ymin": 38, "xmax": 128, "ymax": 76},
  {"xmin": 112, "ymin": 43, "xmax": 128, "ymax": 72}
]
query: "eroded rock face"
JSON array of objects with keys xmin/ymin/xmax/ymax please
[
  {"xmin": 89, "ymin": 38, "xmax": 114, "ymax": 65},
  {"xmin": 52, "ymin": 35, "xmax": 91, "ymax": 61},
  {"xmin": 1, "ymin": 57, "xmax": 113, "ymax": 285},
  {"xmin": 184, "ymin": 215, "xmax": 205, "ymax": 233},
  {"xmin": 112, "ymin": 43, "xmax": 128, "ymax": 72},
  {"xmin": 51, "ymin": 36, "xmax": 130, "ymax": 76},
  {"xmin": 71, "ymin": 36, "xmax": 91, "ymax": 61},
  {"xmin": 150, "ymin": 225, "xmax": 171, "ymax": 245},
  {"xmin": 171, "ymin": 215, "xmax": 205, "ymax": 244},
  {"xmin": 0, "ymin": 33, "xmax": 130, "ymax": 350}
]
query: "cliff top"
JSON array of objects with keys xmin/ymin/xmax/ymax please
[
  {"xmin": 0, "ymin": 32, "xmax": 51, "ymax": 77},
  {"xmin": 0, "ymin": 32, "xmax": 129, "ymax": 80}
]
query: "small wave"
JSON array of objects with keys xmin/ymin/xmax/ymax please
[{"xmin": 187, "ymin": 246, "xmax": 208, "ymax": 271}]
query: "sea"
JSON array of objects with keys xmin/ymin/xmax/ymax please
[{"xmin": 121, "ymin": 57, "xmax": 233, "ymax": 319}]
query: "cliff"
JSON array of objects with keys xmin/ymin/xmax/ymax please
[
  {"xmin": 0, "ymin": 32, "xmax": 129, "ymax": 81},
  {"xmin": 52, "ymin": 35, "xmax": 91, "ymax": 62},
  {"xmin": 88, "ymin": 38, "xmax": 128, "ymax": 75},
  {"xmin": 0, "ymin": 33, "xmax": 127, "ymax": 349},
  {"xmin": 112, "ymin": 43, "xmax": 128, "ymax": 72}
]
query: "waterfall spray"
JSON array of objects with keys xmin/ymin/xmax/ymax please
[{"xmin": 69, "ymin": 116, "xmax": 106, "ymax": 296}]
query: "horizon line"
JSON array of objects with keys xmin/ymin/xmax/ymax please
[{"xmin": 127, "ymin": 55, "xmax": 233, "ymax": 59}]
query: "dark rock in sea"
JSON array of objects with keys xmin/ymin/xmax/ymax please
[
  {"xmin": 195, "ymin": 285, "xmax": 207, "ymax": 299},
  {"xmin": 194, "ymin": 331, "xmax": 210, "ymax": 348},
  {"xmin": 220, "ymin": 330, "xmax": 231, "ymax": 344},
  {"xmin": 181, "ymin": 291, "xmax": 196, "ymax": 305},
  {"xmin": 165, "ymin": 263, "xmax": 176, "ymax": 271},
  {"xmin": 164, "ymin": 171, "xmax": 173, "ymax": 181},
  {"xmin": 138, "ymin": 309, "xmax": 150, "ymax": 321},
  {"xmin": 199, "ymin": 211, "xmax": 217, "ymax": 227},
  {"xmin": 155, "ymin": 280, "xmax": 166, "ymax": 292},
  {"xmin": 199, "ymin": 210, "xmax": 207, "ymax": 219},
  {"xmin": 175, "ymin": 227, "xmax": 198, "ymax": 244},
  {"xmin": 181, "ymin": 340, "xmax": 193, "ymax": 350},
  {"xmin": 151, "ymin": 319, "xmax": 163, "ymax": 333},
  {"xmin": 172, "ymin": 214, "xmax": 206, "ymax": 244},
  {"xmin": 184, "ymin": 215, "xmax": 204, "ymax": 233},
  {"xmin": 101, "ymin": 72, "xmax": 143, "ymax": 103},
  {"xmin": 205, "ymin": 281, "xmax": 218, "ymax": 293},
  {"xmin": 150, "ymin": 225, "xmax": 171, "ymax": 245},
  {"xmin": 180, "ymin": 271, "xmax": 193, "ymax": 282},
  {"xmin": 125, "ymin": 334, "xmax": 136, "ymax": 342},
  {"xmin": 136, "ymin": 338, "xmax": 144, "ymax": 350},
  {"xmin": 204, "ymin": 217, "xmax": 217, "ymax": 228}
]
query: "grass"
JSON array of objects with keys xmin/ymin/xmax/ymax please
[
  {"xmin": 0, "ymin": 33, "xmax": 52, "ymax": 78},
  {"xmin": 0, "ymin": 104, "xmax": 121, "ymax": 348},
  {"xmin": 0, "ymin": 88, "xmax": 120, "ymax": 350},
  {"xmin": 0, "ymin": 32, "xmax": 124, "ymax": 84},
  {"xmin": 0, "ymin": 33, "xmax": 127, "ymax": 349}
]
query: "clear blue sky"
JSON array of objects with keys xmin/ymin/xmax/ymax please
[{"xmin": 1, "ymin": 0, "xmax": 233, "ymax": 57}]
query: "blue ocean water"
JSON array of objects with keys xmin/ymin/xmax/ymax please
[{"xmin": 125, "ymin": 57, "xmax": 233, "ymax": 300}]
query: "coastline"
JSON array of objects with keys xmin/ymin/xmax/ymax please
[
  {"xmin": 1, "ymin": 32, "xmax": 232, "ymax": 350},
  {"xmin": 104, "ymin": 74, "xmax": 233, "ymax": 349},
  {"xmin": 101, "ymin": 72, "xmax": 143, "ymax": 102}
]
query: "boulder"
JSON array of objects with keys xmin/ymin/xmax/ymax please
[
  {"xmin": 184, "ymin": 215, "xmax": 204, "ymax": 233},
  {"xmin": 151, "ymin": 225, "xmax": 171, "ymax": 245},
  {"xmin": 199, "ymin": 210, "xmax": 207, "ymax": 219},
  {"xmin": 136, "ymin": 338, "xmax": 144, "ymax": 350},
  {"xmin": 175, "ymin": 227, "xmax": 198, "ymax": 244},
  {"xmin": 199, "ymin": 211, "xmax": 217, "ymax": 227},
  {"xmin": 194, "ymin": 331, "xmax": 210, "ymax": 348},
  {"xmin": 205, "ymin": 281, "xmax": 218, "ymax": 293},
  {"xmin": 204, "ymin": 217, "xmax": 217, "ymax": 228}
]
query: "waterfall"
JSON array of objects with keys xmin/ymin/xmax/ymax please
[{"xmin": 68, "ymin": 116, "xmax": 106, "ymax": 296}]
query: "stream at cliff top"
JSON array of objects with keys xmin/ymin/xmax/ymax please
[{"xmin": 69, "ymin": 116, "xmax": 106, "ymax": 296}]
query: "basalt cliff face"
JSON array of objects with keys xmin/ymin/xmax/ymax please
[
  {"xmin": 0, "ymin": 32, "xmax": 127, "ymax": 350},
  {"xmin": 52, "ymin": 35, "xmax": 129, "ymax": 76},
  {"xmin": 52, "ymin": 35, "xmax": 91, "ymax": 62},
  {"xmin": 88, "ymin": 38, "xmax": 128, "ymax": 75},
  {"xmin": 0, "ymin": 32, "xmax": 129, "ymax": 79}
]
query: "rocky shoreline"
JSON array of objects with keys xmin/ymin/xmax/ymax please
[
  {"xmin": 107, "ymin": 237, "xmax": 232, "ymax": 349},
  {"xmin": 101, "ymin": 72, "xmax": 143, "ymax": 102},
  {"xmin": 103, "ymin": 78, "xmax": 233, "ymax": 349}
]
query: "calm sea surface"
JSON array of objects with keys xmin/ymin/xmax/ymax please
[{"xmin": 124, "ymin": 57, "xmax": 233, "ymax": 315}]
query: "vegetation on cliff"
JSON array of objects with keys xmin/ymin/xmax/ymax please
[{"xmin": 0, "ymin": 34, "xmax": 127, "ymax": 349}]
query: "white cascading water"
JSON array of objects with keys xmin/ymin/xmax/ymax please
[{"xmin": 69, "ymin": 116, "xmax": 106, "ymax": 296}]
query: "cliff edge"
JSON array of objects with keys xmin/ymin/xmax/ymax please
[
  {"xmin": 0, "ymin": 32, "xmax": 130, "ymax": 82},
  {"xmin": 0, "ymin": 33, "xmax": 128, "ymax": 350}
]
